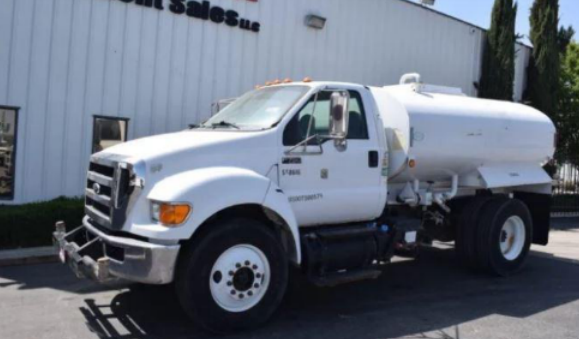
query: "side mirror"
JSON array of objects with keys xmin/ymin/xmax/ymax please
[{"xmin": 329, "ymin": 91, "xmax": 350, "ymax": 139}]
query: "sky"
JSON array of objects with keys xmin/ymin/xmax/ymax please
[{"xmin": 406, "ymin": 0, "xmax": 579, "ymax": 46}]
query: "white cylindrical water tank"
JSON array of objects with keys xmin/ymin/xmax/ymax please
[{"xmin": 378, "ymin": 84, "xmax": 556, "ymax": 185}]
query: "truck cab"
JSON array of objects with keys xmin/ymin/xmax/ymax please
[
  {"xmin": 278, "ymin": 84, "xmax": 387, "ymax": 226},
  {"xmin": 55, "ymin": 78, "xmax": 555, "ymax": 333}
]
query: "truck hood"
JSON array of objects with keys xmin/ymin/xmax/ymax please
[
  {"xmin": 96, "ymin": 129, "xmax": 279, "ymax": 180},
  {"xmin": 100, "ymin": 130, "xmax": 270, "ymax": 162}
]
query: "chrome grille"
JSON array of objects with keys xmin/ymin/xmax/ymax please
[{"xmin": 85, "ymin": 157, "xmax": 132, "ymax": 230}]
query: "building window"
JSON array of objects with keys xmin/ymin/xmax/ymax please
[
  {"xmin": 0, "ymin": 106, "xmax": 19, "ymax": 200},
  {"xmin": 92, "ymin": 116, "xmax": 129, "ymax": 154}
]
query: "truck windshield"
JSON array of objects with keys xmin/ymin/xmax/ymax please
[{"xmin": 202, "ymin": 86, "xmax": 310, "ymax": 130}]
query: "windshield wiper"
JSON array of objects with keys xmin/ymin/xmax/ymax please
[{"xmin": 210, "ymin": 121, "xmax": 241, "ymax": 130}]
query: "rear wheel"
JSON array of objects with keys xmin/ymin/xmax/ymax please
[
  {"xmin": 455, "ymin": 196, "xmax": 494, "ymax": 268},
  {"xmin": 475, "ymin": 198, "xmax": 533, "ymax": 276},
  {"xmin": 175, "ymin": 218, "xmax": 288, "ymax": 333}
]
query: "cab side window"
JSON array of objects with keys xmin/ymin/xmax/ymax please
[{"xmin": 283, "ymin": 90, "xmax": 368, "ymax": 146}]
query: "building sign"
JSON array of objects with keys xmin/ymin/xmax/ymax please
[{"xmin": 114, "ymin": 0, "xmax": 261, "ymax": 33}]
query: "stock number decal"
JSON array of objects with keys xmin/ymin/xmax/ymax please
[{"xmin": 282, "ymin": 169, "xmax": 301, "ymax": 177}]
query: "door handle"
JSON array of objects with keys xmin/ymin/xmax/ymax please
[{"xmin": 368, "ymin": 151, "xmax": 379, "ymax": 168}]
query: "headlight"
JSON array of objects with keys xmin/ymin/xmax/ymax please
[{"xmin": 151, "ymin": 201, "xmax": 192, "ymax": 227}]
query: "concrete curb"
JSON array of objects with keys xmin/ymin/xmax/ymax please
[{"xmin": 0, "ymin": 247, "xmax": 59, "ymax": 267}]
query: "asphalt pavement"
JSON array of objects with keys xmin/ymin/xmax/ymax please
[{"xmin": 1, "ymin": 219, "xmax": 578, "ymax": 339}]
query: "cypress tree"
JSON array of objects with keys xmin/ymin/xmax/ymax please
[
  {"xmin": 525, "ymin": 0, "xmax": 560, "ymax": 118},
  {"xmin": 558, "ymin": 40, "xmax": 579, "ymax": 162},
  {"xmin": 479, "ymin": 0, "xmax": 518, "ymax": 101},
  {"xmin": 558, "ymin": 25, "xmax": 575, "ymax": 54}
]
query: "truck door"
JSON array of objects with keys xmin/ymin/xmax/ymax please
[{"xmin": 279, "ymin": 88, "xmax": 384, "ymax": 227}]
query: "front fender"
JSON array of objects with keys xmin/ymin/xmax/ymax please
[
  {"xmin": 146, "ymin": 167, "xmax": 301, "ymax": 264},
  {"xmin": 147, "ymin": 167, "xmax": 271, "ymax": 240}
]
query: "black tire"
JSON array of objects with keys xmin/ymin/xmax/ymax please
[
  {"xmin": 175, "ymin": 218, "xmax": 288, "ymax": 333},
  {"xmin": 475, "ymin": 198, "xmax": 533, "ymax": 277},
  {"xmin": 455, "ymin": 196, "xmax": 494, "ymax": 269}
]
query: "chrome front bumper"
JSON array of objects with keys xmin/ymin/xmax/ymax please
[{"xmin": 53, "ymin": 219, "xmax": 180, "ymax": 285}]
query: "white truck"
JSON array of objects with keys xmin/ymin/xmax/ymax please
[{"xmin": 55, "ymin": 74, "xmax": 556, "ymax": 333}]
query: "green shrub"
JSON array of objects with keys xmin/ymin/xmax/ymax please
[{"xmin": 0, "ymin": 197, "xmax": 85, "ymax": 250}]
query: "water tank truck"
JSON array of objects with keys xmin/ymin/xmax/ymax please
[{"xmin": 55, "ymin": 74, "xmax": 556, "ymax": 332}]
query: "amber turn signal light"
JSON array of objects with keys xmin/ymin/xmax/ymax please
[{"xmin": 151, "ymin": 202, "xmax": 191, "ymax": 226}]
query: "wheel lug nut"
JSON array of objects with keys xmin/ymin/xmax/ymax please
[
  {"xmin": 254, "ymin": 283, "xmax": 260, "ymax": 288},
  {"xmin": 248, "ymin": 291, "xmax": 253, "ymax": 296},
  {"xmin": 227, "ymin": 281, "xmax": 233, "ymax": 286},
  {"xmin": 229, "ymin": 271, "xmax": 234, "ymax": 276},
  {"xmin": 252, "ymin": 265, "xmax": 258, "ymax": 270},
  {"xmin": 256, "ymin": 273, "xmax": 261, "ymax": 279},
  {"xmin": 236, "ymin": 263, "xmax": 241, "ymax": 268},
  {"xmin": 239, "ymin": 294, "xmax": 245, "ymax": 299},
  {"xmin": 230, "ymin": 290, "xmax": 236, "ymax": 295},
  {"xmin": 245, "ymin": 260, "xmax": 250, "ymax": 266}
]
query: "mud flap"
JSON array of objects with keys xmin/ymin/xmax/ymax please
[{"xmin": 514, "ymin": 192, "xmax": 552, "ymax": 246}]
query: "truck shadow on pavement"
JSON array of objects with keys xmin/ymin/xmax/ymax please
[{"xmin": 78, "ymin": 246, "xmax": 579, "ymax": 339}]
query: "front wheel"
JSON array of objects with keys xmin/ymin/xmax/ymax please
[{"xmin": 175, "ymin": 218, "xmax": 288, "ymax": 333}]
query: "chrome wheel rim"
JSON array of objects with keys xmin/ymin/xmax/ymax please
[
  {"xmin": 500, "ymin": 216, "xmax": 526, "ymax": 261},
  {"xmin": 209, "ymin": 244, "xmax": 270, "ymax": 313}
]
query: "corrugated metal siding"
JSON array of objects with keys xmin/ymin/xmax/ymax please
[{"xmin": 0, "ymin": 0, "xmax": 528, "ymax": 204}]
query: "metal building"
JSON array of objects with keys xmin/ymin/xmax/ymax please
[{"xmin": 0, "ymin": 0, "xmax": 532, "ymax": 205}]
